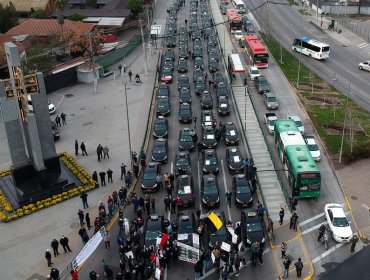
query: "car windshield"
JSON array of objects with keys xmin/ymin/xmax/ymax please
[
  {"xmin": 268, "ymin": 119, "xmax": 276, "ymax": 126},
  {"xmin": 307, "ymin": 144, "xmax": 319, "ymax": 151},
  {"xmin": 155, "ymin": 123, "xmax": 165, "ymax": 129},
  {"xmin": 237, "ymin": 186, "xmax": 250, "ymax": 194},
  {"xmin": 146, "ymin": 230, "xmax": 159, "ymax": 240},
  {"xmin": 295, "ymin": 121, "xmax": 303, "ymax": 127},
  {"xmin": 251, "ymin": 69, "xmax": 259, "ymax": 74},
  {"xmin": 178, "ymin": 221, "xmax": 193, "ymax": 234},
  {"xmin": 144, "ymin": 172, "xmax": 156, "ymax": 180},
  {"xmin": 180, "ymin": 134, "xmax": 193, "ymax": 142},
  {"xmin": 176, "ymin": 159, "xmax": 189, "ymax": 166},
  {"xmin": 333, "ymin": 217, "xmax": 349, "ymax": 227},
  {"xmin": 204, "ymin": 185, "xmax": 217, "ymax": 194},
  {"xmin": 205, "ymin": 157, "xmax": 217, "ymax": 165},
  {"xmin": 247, "ymin": 222, "xmax": 262, "ymax": 232},
  {"xmin": 267, "ymin": 96, "xmax": 276, "ymax": 102}
]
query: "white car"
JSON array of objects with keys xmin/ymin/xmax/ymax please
[
  {"xmin": 325, "ymin": 203, "xmax": 353, "ymax": 243},
  {"xmin": 234, "ymin": 30, "xmax": 243, "ymax": 40},
  {"xmin": 304, "ymin": 136, "xmax": 321, "ymax": 161},
  {"xmin": 358, "ymin": 61, "xmax": 370, "ymax": 72},
  {"xmin": 287, "ymin": 114, "xmax": 305, "ymax": 135},
  {"xmin": 248, "ymin": 66, "xmax": 260, "ymax": 80},
  {"xmin": 27, "ymin": 95, "xmax": 56, "ymax": 114}
]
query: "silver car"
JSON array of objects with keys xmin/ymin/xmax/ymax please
[{"xmin": 263, "ymin": 92, "xmax": 278, "ymax": 110}]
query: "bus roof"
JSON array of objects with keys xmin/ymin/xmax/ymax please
[
  {"xmin": 295, "ymin": 37, "xmax": 330, "ymax": 47},
  {"xmin": 274, "ymin": 119, "xmax": 299, "ymax": 135},
  {"xmin": 229, "ymin": 54, "xmax": 245, "ymax": 73},
  {"xmin": 280, "ymin": 131, "xmax": 305, "ymax": 149},
  {"xmin": 227, "ymin": 8, "xmax": 240, "ymax": 20},
  {"xmin": 245, "ymin": 35, "xmax": 267, "ymax": 54},
  {"xmin": 285, "ymin": 145, "xmax": 319, "ymax": 174}
]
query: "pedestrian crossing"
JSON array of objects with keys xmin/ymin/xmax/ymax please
[{"xmin": 357, "ymin": 42, "xmax": 369, "ymax": 49}]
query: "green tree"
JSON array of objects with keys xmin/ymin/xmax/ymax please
[
  {"xmin": 0, "ymin": 2, "xmax": 18, "ymax": 33},
  {"xmin": 67, "ymin": 13, "xmax": 86, "ymax": 22},
  {"xmin": 128, "ymin": 0, "xmax": 144, "ymax": 18},
  {"xmin": 30, "ymin": 9, "xmax": 48, "ymax": 19},
  {"xmin": 55, "ymin": 0, "xmax": 65, "ymax": 32},
  {"xmin": 21, "ymin": 43, "xmax": 55, "ymax": 75}
]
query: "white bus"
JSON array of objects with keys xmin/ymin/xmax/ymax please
[
  {"xmin": 292, "ymin": 37, "xmax": 330, "ymax": 60},
  {"xmin": 232, "ymin": 0, "xmax": 247, "ymax": 14}
]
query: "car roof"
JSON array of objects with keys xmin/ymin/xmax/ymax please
[
  {"xmin": 305, "ymin": 138, "xmax": 316, "ymax": 145},
  {"xmin": 265, "ymin": 92, "xmax": 275, "ymax": 97},
  {"xmin": 326, "ymin": 204, "xmax": 346, "ymax": 217},
  {"xmin": 288, "ymin": 114, "xmax": 301, "ymax": 121},
  {"xmin": 250, "ymin": 66, "xmax": 259, "ymax": 71}
]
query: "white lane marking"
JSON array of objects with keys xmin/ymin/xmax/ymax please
[
  {"xmin": 312, "ymin": 242, "xmax": 345, "ymax": 264},
  {"xmin": 357, "ymin": 43, "xmax": 368, "ymax": 48},
  {"xmin": 171, "ymin": 162, "xmax": 173, "ymax": 174},
  {"xmin": 299, "ymin": 212, "xmax": 325, "ymax": 227},
  {"xmin": 54, "ymin": 95, "xmax": 65, "ymax": 110},
  {"xmin": 221, "ymin": 159, "xmax": 232, "ymax": 222},
  {"xmin": 301, "ymin": 221, "xmax": 328, "ymax": 236},
  {"xmin": 168, "ymin": 162, "xmax": 173, "ymax": 221},
  {"xmin": 197, "ymin": 161, "xmax": 202, "ymax": 210}
]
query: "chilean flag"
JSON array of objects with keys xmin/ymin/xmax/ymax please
[{"xmin": 159, "ymin": 233, "xmax": 169, "ymax": 248}]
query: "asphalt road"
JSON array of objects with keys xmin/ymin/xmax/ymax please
[{"xmin": 246, "ymin": 0, "xmax": 370, "ymax": 111}]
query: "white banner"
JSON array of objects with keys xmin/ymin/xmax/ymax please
[
  {"xmin": 155, "ymin": 267, "xmax": 161, "ymax": 279},
  {"xmin": 73, "ymin": 230, "xmax": 103, "ymax": 268},
  {"xmin": 227, "ymin": 227, "xmax": 238, "ymax": 244},
  {"xmin": 177, "ymin": 241, "xmax": 199, "ymax": 264},
  {"xmin": 221, "ymin": 242, "xmax": 231, "ymax": 252},
  {"xmin": 192, "ymin": 233, "xmax": 200, "ymax": 249}
]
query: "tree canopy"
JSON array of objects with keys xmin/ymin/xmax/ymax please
[
  {"xmin": 21, "ymin": 43, "xmax": 55, "ymax": 75},
  {"xmin": 59, "ymin": 31, "xmax": 104, "ymax": 59},
  {"xmin": 128, "ymin": 0, "xmax": 144, "ymax": 18},
  {"xmin": 67, "ymin": 13, "xmax": 86, "ymax": 22},
  {"xmin": 0, "ymin": 2, "xmax": 18, "ymax": 33},
  {"xmin": 30, "ymin": 9, "xmax": 48, "ymax": 19}
]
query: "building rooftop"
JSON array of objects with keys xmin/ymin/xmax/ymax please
[{"xmin": 0, "ymin": 0, "xmax": 51, "ymax": 13}]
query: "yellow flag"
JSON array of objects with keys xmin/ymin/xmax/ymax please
[{"xmin": 208, "ymin": 212, "xmax": 223, "ymax": 230}]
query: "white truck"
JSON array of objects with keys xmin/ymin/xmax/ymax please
[{"xmin": 264, "ymin": 113, "xmax": 278, "ymax": 135}]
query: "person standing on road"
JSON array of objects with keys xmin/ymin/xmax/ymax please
[
  {"xmin": 279, "ymin": 208, "xmax": 285, "ymax": 225},
  {"xmin": 121, "ymin": 163, "xmax": 127, "ymax": 180},
  {"xmin": 281, "ymin": 242, "xmax": 287, "ymax": 258},
  {"xmin": 80, "ymin": 192, "xmax": 89, "ymax": 209},
  {"xmin": 164, "ymin": 195, "xmax": 171, "ymax": 212},
  {"xmin": 164, "ymin": 172, "xmax": 169, "ymax": 187},
  {"xmin": 151, "ymin": 195, "xmax": 156, "ymax": 213},
  {"xmin": 350, "ymin": 235, "xmax": 359, "ymax": 253},
  {"xmin": 294, "ymin": 257, "xmax": 303, "ymax": 277},
  {"xmin": 283, "ymin": 256, "xmax": 292, "ymax": 279},
  {"xmin": 290, "ymin": 212, "xmax": 299, "ymax": 231},
  {"xmin": 197, "ymin": 141, "xmax": 203, "ymax": 156},
  {"xmin": 107, "ymin": 168, "xmax": 113, "ymax": 183},
  {"xmin": 258, "ymin": 204, "xmax": 265, "ymax": 220},
  {"xmin": 104, "ymin": 230, "xmax": 111, "ymax": 249},
  {"xmin": 51, "ymin": 238, "xmax": 60, "ymax": 257},
  {"xmin": 45, "ymin": 249, "xmax": 53, "ymax": 267},
  {"xmin": 99, "ymin": 171, "xmax": 106, "ymax": 186},
  {"xmin": 60, "ymin": 236, "xmax": 72, "ymax": 253},
  {"xmin": 85, "ymin": 213, "xmax": 91, "ymax": 230},
  {"xmin": 81, "ymin": 142, "xmax": 88, "ymax": 156},
  {"xmin": 156, "ymin": 173, "xmax": 163, "ymax": 189},
  {"xmin": 225, "ymin": 190, "xmax": 232, "ymax": 207},
  {"xmin": 92, "ymin": 171, "xmax": 98, "ymax": 184},
  {"xmin": 128, "ymin": 69, "xmax": 133, "ymax": 82},
  {"xmin": 61, "ymin": 112, "xmax": 67, "ymax": 125},
  {"xmin": 55, "ymin": 115, "xmax": 61, "ymax": 127},
  {"xmin": 75, "ymin": 140, "xmax": 79, "ymax": 156},
  {"xmin": 97, "ymin": 144, "xmax": 103, "ymax": 161},
  {"xmin": 171, "ymin": 197, "xmax": 177, "ymax": 214},
  {"xmin": 103, "ymin": 146, "xmax": 110, "ymax": 159},
  {"xmin": 78, "ymin": 209, "xmax": 85, "ymax": 226}
]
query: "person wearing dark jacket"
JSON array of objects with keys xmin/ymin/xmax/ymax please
[
  {"xmin": 60, "ymin": 236, "xmax": 72, "ymax": 253},
  {"xmin": 80, "ymin": 192, "xmax": 89, "ymax": 209},
  {"xmin": 99, "ymin": 171, "xmax": 106, "ymax": 186},
  {"xmin": 194, "ymin": 260, "xmax": 203, "ymax": 280},
  {"xmin": 50, "ymin": 267, "xmax": 59, "ymax": 280},
  {"xmin": 51, "ymin": 239, "xmax": 60, "ymax": 257},
  {"xmin": 45, "ymin": 249, "xmax": 53, "ymax": 267},
  {"xmin": 92, "ymin": 171, "xmax": 98, "ymax": 184}
]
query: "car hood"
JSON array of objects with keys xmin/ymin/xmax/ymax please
[
  {"xmin": 142, "ymin": 178, "xmax": 157, "ymax": 188},
  {"xmin": 246, "ymin": 230, "xmax": 264, "ymax": 244},
  {"xmin": 154, "ymin": 129, "xmax": 167, "ymax": 137},
  {"xmin": 332, "ymin": 225, "xmax": 353, "ymax": 238},
  {"xmin": 179, "ymin": 141, "xmax": 194, "ymax": 149},
  {"xmin": 202, "ymin": 193, "xmax": 219, "ymax": 202},
  {"xmin": 210, "ymin": 233, "xmax": 228, "ymax": 244},
  {"xmin": 152, "ymin": 152, "xmax": 167, "ymax": 161},
  {"xmin": 236, "ymin": 192, "xmax": 252, "ymax": 203},
  {"xmin": 310, "ymin": 150, "xmax": 321, "ymax": 159}
]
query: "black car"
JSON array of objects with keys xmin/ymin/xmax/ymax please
[
  {"xmin": 202, "ymin": 149, "xmax": 219, "ymax": 175},
  {"xmin": 193, "ymin": 69, "xmax": 204, "ymax": 82},
  {"xmin": 202, "ymin": 126, "xmax": 217, "ymax": 149},
  {"xmin": 201, "ymin": 110, "xmax": 215, "ymax": 128},
  {"xmin": 179, "ymin": 87, "xmax": 192, "ymax": 104},
  {"xmin": 142, "ymin": 162, "xmax": 161, "ymax": 192},
  {"xmin": 208, "ymin": 50, "xmax": 219, "ymax": 62},
  {"xmin": 201, "ymin": 175, "xmax": 220, "ymax": 208},
  {"xmin": 208, "ymin": 57, "xmax": 219, "ymax": 73},
  {"xmin": 192, "ymin": 30, "xmax": 201, "ymax": 40},
  {"xmin": 179, "ymin": 103, "xmax": 193, "ymax": 123},
  {"xmin": 175, "ymin": 151, "xmax": 191, "ymax": 176},
  {"xmin": 177, "ymin": 58, "xmax": 188, "ymax": 73},
  {"xmin": 201, "ymin": 91, "xmax": 213, "ymax": 109},
  {"xmin": 224, "ymin": 122, "xmax": 239, "ymax": 145},
  {"xmin": 164, "ymin": 59, "xmax": 174, "ymax": 71},
  {"xmin": 156, "ymin": 97, "xmax": 171, "ymax": 116},
  {"xmin": 157, "ymin": 83, "xmax": 169, "ymax": 99},
  {"xmin": 207, "ymin": 210, "xmax": 229, "ymax": 248},
  {"xmin": 207, "ymin": 40, "xmax": 217, "ymax": 53},
  {"xmin": 179, "ymin": 128, "xmax": 195, "ymax": 151},
  {"xmin": 161, "ymin": 68, "xmax": 173, "ymax": 84},
  {"xmin": 217, "ymin": 96, "xmax": 230, "ymax": 116},
  {"xmin": 194, "ymin": 57, "xmax": 204, "ymax": 70},
  {"xmin": 216, "ymin": 83, "xmax": 229, "ymax": 99},
  {"xmin": 153, "ymin": 116, "xmax": 169, "ymax": 138},
  {"xmin": 194, "ymin": 39, "xmax": 202, "ymax": 49},
  {"xmin": 179, "ymin": 34, "xmax": 188, "ymax": 43},
  {"xmin": 176, "ymin": 175, "xmax": 195, "ymax": 209},
  {"xmin": 166, "ymin": 36, "xmax": 176, "ymax": 48},
  {"xmin": 179, "ymin": 26, "xmax": 187, "ymax": 34},
  {"xmin": 51, "ymin": 121, "xmax": 60, "ymax": 140},
  {"xmin": 151, "ymin": 138, "xmax": 168, "ymax": 164},
  {"xmin": 233, "ymin": 174, "xmax": 254, "ymax": 207},
  {"xmin": 242, "ymin": 17, "xmax": 254, "ymax": 32},
  {"xmin": 164, "ymin": 49, "xmax": 175, "ymax": 61},
  {"xmin": 226, "ymin": 147, "xmax": 244, "ymax": 174},
  {"xmin": 204, "ymin": 27, "xmax": 214, "ymax": 38},
  {"xmin": 212, "ymin": 72, "xmax": 224, "ymax": 85},
  {"xmin": 195, "ymin": 78, "xmax": 207, "ymax": 95},
  {"xmin": 179, "ymin": 47, "xmax": 189, "ymax": 59},
  {"xmin": 144, "ymin": 215, "xmax": 164, "ymax": 247},
  {"xmin": 241, "ymin": 209, "xmax": 265, "ymax": 246},
  {"xmin": 255, "ymin": 76, "xmax": 270, "ymax": 94},
  {"xmin": 177, "ymin": 212, "xmax": 196, "ymax": 237},
  {"xmin": 177, "ymin": 75, "xmax": 190, "ymax": 90}
]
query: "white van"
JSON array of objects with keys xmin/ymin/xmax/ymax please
[{"xmin": 232, "ymin": 0, "xmax": 247, "ymax": 14}]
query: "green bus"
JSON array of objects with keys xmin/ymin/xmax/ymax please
[
  {"xmin": 273, "ymin": 119, "xmax": 299, "ymax": 143},
  {"xmin": 284, "ymin": 145, "xmax": 321, "ymax": 198}
]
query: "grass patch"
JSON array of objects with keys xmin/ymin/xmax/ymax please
[
  {"xmin": 298, "ymin": 9, "xmax": 311, "ymax": 16},
  {"xmin": 261, "ymin": 34, "xmax": 370, "ymax": 162},
  {"xmin": 287, "ymin": 0, "xmax": 297, "ymax": 4}
]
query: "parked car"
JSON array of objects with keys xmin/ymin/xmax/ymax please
[
  {"xmin": 233, "ymin": 174, "xmax": 254, "ymax": 207},
  {"xmin": 202, "ymin": 126, "xmax": 218, "ymax": 149},
  {"xmin": 303, "ymin": 136, "xmax": 321, "ymax": 161},
  {"xmin": 175, "ymin": 151, "xmax": 191, "ymax": 176},
  {"xmin": 142, "ymin": 162, "xmax": 161, "ymax": 192},
  {"xmin": 248, "ymin": 66, "xmax": 261, "ymax": 80},
  {"xmin": 226, "ymin": 147, "xmax": 244, "ymax": 174},
  {"xmin": 153, "ymin": 116, "xmax": 169, "ymax": 138},
  {"xmin": 201, "ymin": 175, "xmax": 220, "ymax": 208},
  {"xmin": 287, "ymin": 114, "xmax": 305, "ymax": 134},
  {"xmin": 28, "ymin": 96, "xmax": 56, "ymax": 114},
  {"xmin": 144, "ymin": 215, "xmax": 164, "ymax": 247},
  {"xmin": 224, "ymin": 122, "xmax": 239, "ymax": 145},
  {"xmin": 217, "ymin": 96, "xmax": 230, "ymax": 116},
  {"xmin": 201, "ymin": 91, "xmax": 213, "ymax": 109},
  {"xmin": 151, "ymin": 138, "xmax": 168, "ymax": 164},
  {"xmin": 176, "ymin": 175, "xmax": 195, "ymax": 209},
  {"xmin": 202, "ymin": 149, "xmax": 219, "ymax": 175},
  {"xmin": 206, "ymin": 210, "xmax": 229, "ymax": 248},
  {"xmin": 255, "ymin": 76, "xmax": 270, "ymax": 94},
  {"xmin": 179, "ymin": 103, "xmax": 193, "ymax": 123},
  {"xmin": 177, "ymin": 58, "xmax": 188, "ymax": 73},
  {"xmin": 358, "ymin": 60, "xmax": 370, "ymax": 71},
  {"xmin": 179, "ymin": 128, "xmax": 195, "ymax": 151},
  {"xmin": 179, "ymin": 87, "xmax": 192, "ymax": 104},
  {"xmin": 263, "ymin": 92, "xmax": 279, "ymax": 110},
  {"xmin": 241, "ymin": 209, "xmax": 265, "ymax": 246},
  {"xmin": 156, "ymin": 97, "xmax": 171, "ymax": 116}
]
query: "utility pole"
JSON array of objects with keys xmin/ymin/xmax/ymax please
[
  {"xmin": 265, "ymin": 0, "xmax": 270, "ymax": 36},
  {"xmin": 88, "ymin": 33, "xmax": 98, "ymax": 94},
  {"xmin": 146, "ymin": 4, "xmax": 151, "ymax": 26},
  {"xmin": 124, "ymin": 83, "xmax": 133, "ymax": 168},
  {"xmin": 339, "ymin": 82, "xmax": 351, "ymax": 164},
  {"xmin": 138, "ymin": 19, "xmax": 148, "ymax": 75}
]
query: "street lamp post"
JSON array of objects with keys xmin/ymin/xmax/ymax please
[
  {"xmin": 296, "ymin": 39, "xmax": 302, "ymax": 89},
  {"xmin": 339, "ymin": 82, "xmax": 350, "ymax": 164},
  {"xmin": 124, "ymin": 83, "xmax": 133, "ymax": 169}
]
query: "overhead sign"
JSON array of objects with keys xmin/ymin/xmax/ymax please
[{"xmin": 177, "ymin": 241, "xmax": 199, "ymax": 264}]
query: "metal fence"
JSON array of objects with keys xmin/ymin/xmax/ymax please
[{"xmin": 335, "ymin": 16, "xmax": 370, "ymax": 42}]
